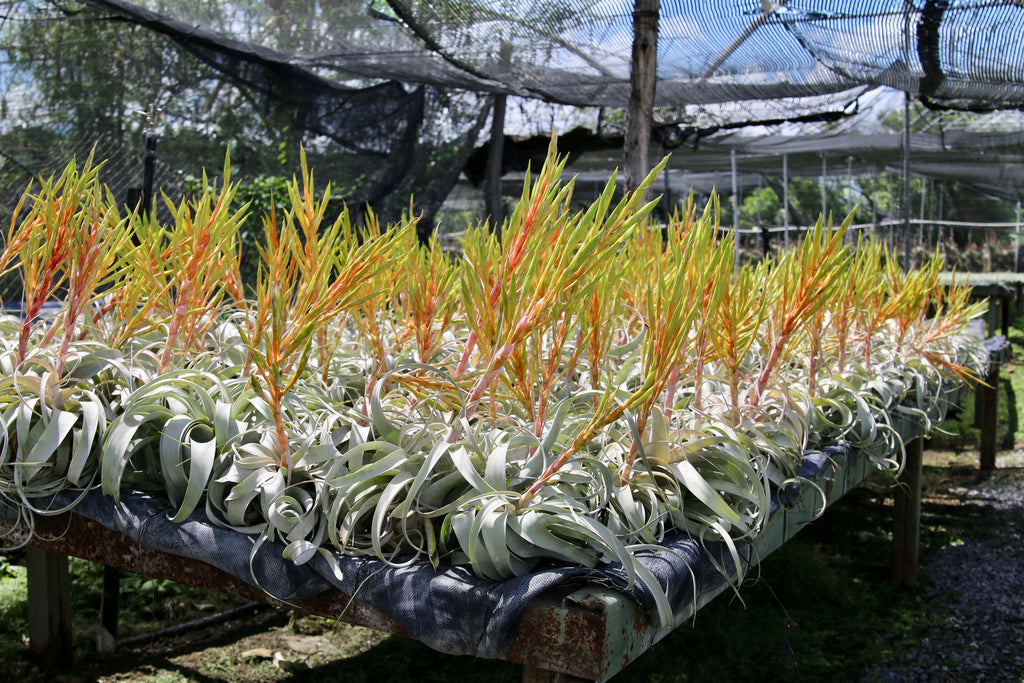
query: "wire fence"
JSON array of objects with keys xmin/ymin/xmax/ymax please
[
  {"xmin": 731, "ymin": 217, "xmax": 1024, "ymax": 272},
  {"xmin": 2, "ymin": 130, "xmax": 1021, "ymax": 306}
]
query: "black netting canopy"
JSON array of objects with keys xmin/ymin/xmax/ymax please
[
  {"xmin": 387, "ymin": 0, "xmax": 1024, "ymax": 110},
  {"xmin": 1, "ymin": 0, "xmax": 1023, "ymax": 238},
  {"xmin": 83, "ymin": 0, "xmax": 1024, "ymax": 110}
]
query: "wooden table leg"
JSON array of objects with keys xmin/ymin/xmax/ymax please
[
  {"xmin": 97, "ymin": 565, "xmax": 120, "ymax": 653},
  {"xmin": 979, "ymin": 366, "xmax": 1000, "ymax": 471},
  {"xmin": 891, "ymin": 436, "xmax": 923, "ymax": 587},
  {"xmin": 26, "ymin": 547, "xmax": 73, "ymax": 666}
]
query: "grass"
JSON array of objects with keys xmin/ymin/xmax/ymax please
[{"xmin": 1, "ymin": 313, "xmax": 1022, "ymax": 682}]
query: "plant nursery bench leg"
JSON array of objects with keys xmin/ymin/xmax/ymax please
[
  {"xmin": 25, "ymin": 547, "xmax": 73, "ymax": 666},
  {"xmin": 891, "ymin": 435, "xmax": 924, "ymax": 587},
  {"xmin": 979, "ymin": 362, "xmax": 1000, "ymax": 471},
  {"xmin": 978, "ymin": 335, "xmax": 1012, "ymax": 471},
  {"xmin": 97, "ymin": 565, "xmax": 121, "ymax": 653}
]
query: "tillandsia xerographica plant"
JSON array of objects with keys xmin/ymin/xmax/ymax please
[{"xmin": 0, "ymin": 139, "xmax": 987, "ymax": 626}]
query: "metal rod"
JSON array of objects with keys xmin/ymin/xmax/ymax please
[
  {"xmin": 919, "ymin": 177, "xmax": 927, "ymax": 245},
  {"xmin": 756, "ymin": 175, "xmax": 762, "ymax": 226},
  {"xmin": 938, "ymin": 181, "xmax": 944, "ymax": 246},
  {"xmin": 846, "ymin": 156, "xmax": 853, "ymax": 219},
  {"xmin": 663, "ymin": 154, "xmax": 672, "ymax": 210},
  {"xmin": 731, "ymin": 148, "xmax": 740, "ymax": 267},
  {"xmin": 821, "ymin": 153, "xmax": 827, "ymax": 223},
  {"xmin": 698, "ymin": 1, "xmax": 788, "ymax": 81},
  {"xmin": 140, "ymin": 103, "xmax": 161, "ymax": 220},
  {"xmin": 903, "ymin": 92, "xmax": 912, "ymax": 271},
  {"xmin": 142, "ymin": 135, "xmax": 156, "ymax": 219},
  {"xmin": 115, "ymin": 602, "xmax": 269, "ymax": 650},
  {"xmin": 783, "ymin": 153, "xmax": 790, "ymax": 248},
  {"xmin": 485, "ymin": 93, "xmax": 507, "ymax": 239},
  {"xmin": 662, "ymin": 155, "xmax": 671, "ymax": 245},
  {"xmin": 1017, "ymin": 200, "xmax": 1021, "ymax": 274}
]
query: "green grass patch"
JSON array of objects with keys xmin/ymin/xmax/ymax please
[{"xmin": 616, "ymin": 485, "xmax": 941, "ymax": 683}]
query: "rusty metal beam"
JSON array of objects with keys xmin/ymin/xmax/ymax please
[{"xmin": 5, "ymin": 511, "xmax": 412, "ymax": 639}]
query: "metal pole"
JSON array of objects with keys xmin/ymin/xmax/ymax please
[
  {"xmin": 731, "ymin": 148, "xmax": 740, "ymax": 267},
  {"xmin": 783, "ymin": 153, "xmax": 790, "ymax": 248},
  {"xmin": 903, "ymin": 92, "xmax": 912, "ymax": 271},
  {"xmin": 1017, "ymin": 200, "xmax": 1022, "ymax": 273},
  {"xmin": 821, "ymin": 153, "xmax": 827, "ymax": 224},
  {"xmin": 141, "ymin": 103, "xmax": 161, "ymax": 219},
  {"xmin": 930, "ymin": 180, "xmax": 938, "ymax": 247},
  {"xmin": 142, "ymin": 135, "xmax": 156, "ymax": 219},
  {"xmin": 938, "ymin": 181, "xmax": 944, "ymax": 245},
  {"xmin": 663, "ymin": 155, "xmax": 672, "ymax": 210},
  {"xmin": 846, "ymin": 156, "xmax": 853, "ymax": 220},
  {"xmin": 888, "ymin": 171, "xmax": 895, "ymax": 252},
  {"xmin": 919, "ymin": 177, "xmax": 926, "ymax": 246},
  {"xmin": 872, "ymin": 194, "xmax": 878, "ymax": 239},
  {"xmin": 756, "ymin": 175, "xmax": 762, "ymax": 226},
  {"xmin": 485, "ymin": 93, "xmax": 507, "ymax": 239},
  {"xmin": 662, "ymin": 156, "xmax": 671, "ymax": 244}
]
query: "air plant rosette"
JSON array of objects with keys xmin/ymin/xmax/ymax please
[{"xmin": 0, "ymin": 143, "xmax": 987, "ymax": 625}]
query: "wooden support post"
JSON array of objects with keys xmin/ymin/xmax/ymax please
[
  {"xmin": 974, "ymin": 356, "xmax": 987, "ymax": 429},
  {"xmin": 987, "ymin": 297, "xmax": 998, "ymax": 337},
  {"xmin": 484, "ymin": 93, "xmax": 507, "ymax": 238},
  {"xmin": 97, "ymin": 565, "xmax": 121, "ymax": 653},
  {"xmin": 26, "ymin": 547, "xmax": 73, "ymax": 666},
  {"xmin": 891, "ymin": 435, "xmax": 923, "ymax": 587},
  {"xmin": 623, "ymin": 0, "xmax": 659, "ymax": 194},
  {"xmin": 980, "ymin": 364, "xmax": 1000, "ymax": 471}
]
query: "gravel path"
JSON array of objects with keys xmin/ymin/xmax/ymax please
[{"xmin": 863, "ymin": 468, "xmax": 1024, "ymax": 682}]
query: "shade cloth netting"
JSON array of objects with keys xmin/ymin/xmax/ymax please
[
  {"xmin": 2, "ymin": 1, "xmax": 1023, "ymax": 249},
  {"xmin": 80, "ymin": 0, "xmax": 1024, "ymax": 110}
]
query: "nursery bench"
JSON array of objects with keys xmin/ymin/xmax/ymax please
[
  {"xmin": 977, "ymin": 335, "xmax": 1013, "ymax": 470},
  {"xmin": 971, "ymin": 282, "xmax": 1015, "ymax": 338},
  {"xmin": 938, "ymin": 272, "xmax": 1024, "ymax": 339},
  {"xmin": 5, "ymin": 411, "xmax": 930, "ymax": 683}
]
